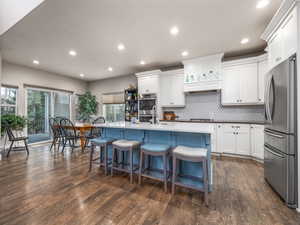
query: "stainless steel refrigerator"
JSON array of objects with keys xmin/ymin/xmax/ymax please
[{"xmin": 264, "ymin": 54, "xmax": 297, "ymax": 208}]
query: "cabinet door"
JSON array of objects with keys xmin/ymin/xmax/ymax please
[
  {"xmin": 222, "ymin": 67, "xmax": 240, "ymax": 104},
  {"xmin": 281, "ymin": 8, "xmax": 298, "ymax": 59},
  {"xmin": 138, "ymin": 76, "xmax": 159, "ymax": 94},
  {"xmin": 268, "ymin": 31, "xmax": 284, "ymax": 68},
  {"xmin": 239, "ymin": 63, "xmax": 259, "ymax": 104},
  {"xmin": 222, "ymin": 124, "xmax": 237, "ymax": 154},
  {"xmin": 160, "ymin": 74, "xmax": 173, "ymax": 106},
  {"xmin": 258, "ymin": 60, "xmax": 268, "ymax": 103},
  {"xmin": 235, "ymin": 125, "xmax": 250, "ymax": 155},
  {"xmin": 170, "ymin": 73, "xmax": 185, "ymax": 106},
  {"xmin": 250, "ymin": 125, "xmax": 264, "ymax": 159}
]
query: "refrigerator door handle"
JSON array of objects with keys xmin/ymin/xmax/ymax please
[
  {"xmin": 264, "ymin": 130, "xmax": 284, "ymax": 139},
  {"xmin": 265, "ymin": 145, "xmax": 285, "ymax": 158},
  {"xmin": 269, "ymin": 77, "xmax": 275, "ymax": 120},
  {"xmin": 265, "ymin": 74, "xmax": 272, "ymax": 121}
]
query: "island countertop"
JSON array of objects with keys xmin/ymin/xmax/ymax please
[{"xmin": 92, "ymin": 121, "xmax": 215, "ymax": 134}]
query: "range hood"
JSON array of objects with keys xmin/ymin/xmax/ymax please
[{"xmin": 182, "ymin": 53, "xmax": 224, "ymax": 92}]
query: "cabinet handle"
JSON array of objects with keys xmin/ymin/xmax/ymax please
[
  {"xmin": 170, "ymin": 102, "xmax": 174, "ymax": 105},
  {"xmin": 240, "ymin": 99, "xmax": 242, "ymax": 102},
  {"xmin": 276, "ymin": 57, "xmax": 282, "ymax": 62}
]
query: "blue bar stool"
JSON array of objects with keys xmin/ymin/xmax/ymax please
[
  {"xmin": 90, "ymin": 137, "xmax": 115, "ymax": 175},
  {"xmin": 138, "ymin": 143, "xmax": 171, "ymax": 192},
  {"xmin": 111, "ymin": 139, "xmax": 141, "ymax": 183},
  {"xmin": 172, "ymin": 145, "xmax": 209, "ymax": 206}
]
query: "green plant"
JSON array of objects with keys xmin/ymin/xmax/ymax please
[
  {"xmin": 1, "ymin": 114, "xmax": 28, "ymax": 135},
  {"xmin": 78, "ymin": 92, "xmax": 98, "ymax": 122}
]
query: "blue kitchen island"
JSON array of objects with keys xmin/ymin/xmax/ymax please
[{"xmin": 93, "ymin": 122, "xmax": 215, "ymax": 190}]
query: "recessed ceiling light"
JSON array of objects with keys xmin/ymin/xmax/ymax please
[
  {"xmin": 69, "ymin": 50, "xmax": 77, "ymax": 56},
  {"xmin": 181, "ymin": 51, "xmax": 189, "ymax": 57},
  {"xmin": 33, "ymin": 60, "xmax": 39, "ymax": 65},
  {"xmin": 241, "ymin": 38, "xmax": 250, "ymax": 44},
  {"xmin": 108, "ymin": 67, "xmax": 113, "ymax": 72},
  {"xmin": 140, "ymin": 60, "xmax": 146, "ymax": 65},
  {"xmin": 170, "ymin": 26, "xmax": 179, "ymax": 36},
  {"xmin": 256, "ymin": 0, "xmax": 270, "ymax": 9},
  {"xmin": 117, "ymin": 43, "xmax": 125, "ymax": 51},
  {"xmin": 80, "ymin": 73, "xmax": 85, "ymax": 77}
]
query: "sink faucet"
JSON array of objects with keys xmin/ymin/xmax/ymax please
[{"xmin": 151, "ymin": 105, "xmax": 157, "ymax": 124}]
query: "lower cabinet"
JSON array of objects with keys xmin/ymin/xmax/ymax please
[
  {"xmin": 250, "ymin": 125, "xmax": 264, "ymax": 160},
  {"xmin": 216, "ymin": 123, "xmax": 264, "ymax": 159}
]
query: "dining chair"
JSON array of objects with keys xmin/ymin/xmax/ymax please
[
  {"xmin": 4, "ymin": 124, "xmax": 29, "ymax": 157},
  {"xmin": 60, "ymin": 118, "xmax": 82, "ymax": 153}
]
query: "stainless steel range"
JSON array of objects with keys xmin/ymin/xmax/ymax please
[{"xmin": 264, "ymin": 54, "xmax": 297, "ymax": 208}]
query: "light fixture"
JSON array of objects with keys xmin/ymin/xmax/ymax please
[
  {"xmin": 181, "ymin": 51, "xmax": 189, "ymax": 57},
  {"xmin": 117, "ymin": 43, "xmax": 125, "ymax": 51},
  {"xmin": 108, "ymin": 67, "xmax": 113, "ymax": 72},
  {"xmin": 241, "ymin": 38, "xmax": 249, "ymax": 44},
  {"xmin": 256, "ymin": 0, "xmax": 270, "ymax": 9},
  {"xmin": 33, "ymin": 60, "xmax": 39, "ymax": 65},
  {"xmin": 69, "ymin": 50, "xmax": 77, "ymax": 56},
  {"xmin": 170, "ymin": 26, "xmax": 179, "ymax": 36},
  {"xmin": 140, "ymin": 60, "xmax": 145, "ymax": 65},
  {"xmin": 80, "ymin": 73, "xmax": 85, "ymax": 77}
]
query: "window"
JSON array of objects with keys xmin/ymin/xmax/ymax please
[
  {"xmin": 103, "ymin": 104, "xmax": 125, "ymax": 122},
  {"xmin": 1, "ymin": 86, "xmax": 17, "ymax": 115}
]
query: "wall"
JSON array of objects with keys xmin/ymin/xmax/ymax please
[
  {"xmin": 2, "ymin": 61, "xmax": 87, "ymax": 117},
  {"xmin": 164, "ymin": 91, "xmax": 265, "ymax": 122},
  {"xmin": 88, "ymin": 74, "xmax": 137, "ymax": 115}
]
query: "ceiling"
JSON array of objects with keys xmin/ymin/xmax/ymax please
[{"xmin": 0, "ymin": 0, "xmax": 282, "ymax": 81}]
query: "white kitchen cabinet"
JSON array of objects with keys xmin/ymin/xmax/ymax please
[
  {"xmin": 250, "ymin": 125, "xmax": 264, "ymax": 160},
  {"xmin": 258, "ymin": 59, "xmax": 268, "ymax": 103},
  {"xmin": 216, "ymin": 124, "xmax": 251, "ymax": 156},
  {"xmin": 136, "ymin": 70, "xmax": 161, "ymax": 94},
  {"xmin": 281, "ymin": 7, "xmax": 298, "ymax": 60},
  {"xmin": 222, "ymin": 62, "xmax": 258, "ymax": 105},
  {"xmin": 266, "ymin": 7, "xmax": 298, "ymax": 70},
  {"xmin": 160, "ymin": 69, "xmax": 185, "ymax": 107}
]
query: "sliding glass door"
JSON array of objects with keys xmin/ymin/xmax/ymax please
[
  {"xmin": 27, "ymin": 89, "xmax": 52, "ymax": 143},
  {"xmin": 26, "ymin": 88, "xmax": 71, "ymax": 144}
]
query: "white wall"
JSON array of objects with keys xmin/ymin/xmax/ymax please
[
  {"xmin": 297, "ymin": 5, "xmax": 300, "ymax": 213},
  {"xmin": 2, "ymin": 61, "xmax": 87, "ymax": 117},
  {"xmin": 0, "ymin": 0, "xmax": 45, "ymax": 35},
  {"xmin": 88, "ymin": 75, "xmax": 137, "ymax": 115}
]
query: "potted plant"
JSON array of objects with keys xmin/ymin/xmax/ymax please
[
  {"xmin": 78, "ymin": 92, "xmax": 98, "ymax": 123},
  {"xmin": 1, "ymin": 114, "xmax": 28, "ymax": 136}
]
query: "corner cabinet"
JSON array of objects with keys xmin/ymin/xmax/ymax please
[
  {"xmin": 160, "ymin": 69, "xmax": 185, "ymax": 107},
  {"xmin": 221, "ymin": 55, "xmax": 267, "ymax": 105},
  {"xmin": 136, "ymin": 70, "xmax": 161, "ymax": 94}
]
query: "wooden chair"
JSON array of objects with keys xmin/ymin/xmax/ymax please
[
  {"xmin": 5, "ymin": 125, "xmax": 29, "ymax": 157},
  {"xmin": 60, "ymin": 118, "xmax": 82, "ymax": 153}
]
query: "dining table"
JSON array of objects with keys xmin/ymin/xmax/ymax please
[{"xmin": 73, "ymin": 123, "xmax": 95, "ymax": 150}]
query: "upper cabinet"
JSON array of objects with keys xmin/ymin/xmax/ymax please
[
  {"xmin": 136, "ymin": 70, "xmax": 161, "ymax": 95},
  {"xmin": 221, "ymin": 55, "xmax": 267, "ymax": 105},
  {"xmin": 160, "ymin": 69, "xmax": 185, "ymax": 107},
  {"xmin": 262, "ymin": 5, "xmax": 298, "ymax": 70},
  {"xmin": 182, "ymin": 53, "xmax": 224, "ymax": 92}
]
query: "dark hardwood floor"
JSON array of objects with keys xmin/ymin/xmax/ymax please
[{"xmin": 0, "ymin": 145, "xmax": 299, "ymax": 225}]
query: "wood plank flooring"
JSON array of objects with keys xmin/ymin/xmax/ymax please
[{"xmin": 0, "ymin": 145, "xmax": 299, "ymax": 225}]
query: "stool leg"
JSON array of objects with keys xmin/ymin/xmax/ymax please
[
  {"xmin": 163, "ymin": 154, "xmax": 168, "ymax": 192},
  {"xmin": 130, "ymin": 150, "xmax": 133, "ymax": 184},
  {"xmin": 111, "ymin": 148, "xmax": 115, "ymax": 177},
  {"xmin": 139, "ymin": 151, "xmax": 144, "ymax": 185},
  {"xmin": 203, "ymin": 159, "xmax": 208, "ymax": 206},
  {"xmin": 104, "ymin": 144, "xmax": 108, "ymax": 176},
  {"xmin": 89, "ymin": 143, "xmax": 95, "ymax": 172},
  {"xmin": 172, "ymin": 155, "xmax": 176, "ymax": 195}
]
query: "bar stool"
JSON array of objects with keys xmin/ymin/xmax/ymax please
[
  {"xmin": 138, "ymin": 143, "xmax": 171, "ymax": 192},
  {"xmin": 111, "ymin": 139, "xmax": 141, "ymax": 183},
  {"xmin": 89, "ymin": 137, "xmax": 115, "ymax": 175},
  {"xmin": 172, "ymin": 145, "xmax": 209, "ymax": 206}
]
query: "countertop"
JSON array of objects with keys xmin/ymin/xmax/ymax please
[
  {"xmin": 160, "ymin": 119, "xmax": 266, "ymax": 125},
  {"xmin": 92, "ymin": 122, "xmax": 215, "ymax": 134}
]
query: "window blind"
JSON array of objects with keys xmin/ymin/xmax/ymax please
[{"xmin": 102, "ymin": 92, "xmax": 124, "ymax": 104}]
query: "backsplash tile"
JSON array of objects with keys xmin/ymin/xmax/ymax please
[{"xmin": 163, "ymin": 91, "xmax": 265, "ymax": 122}]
